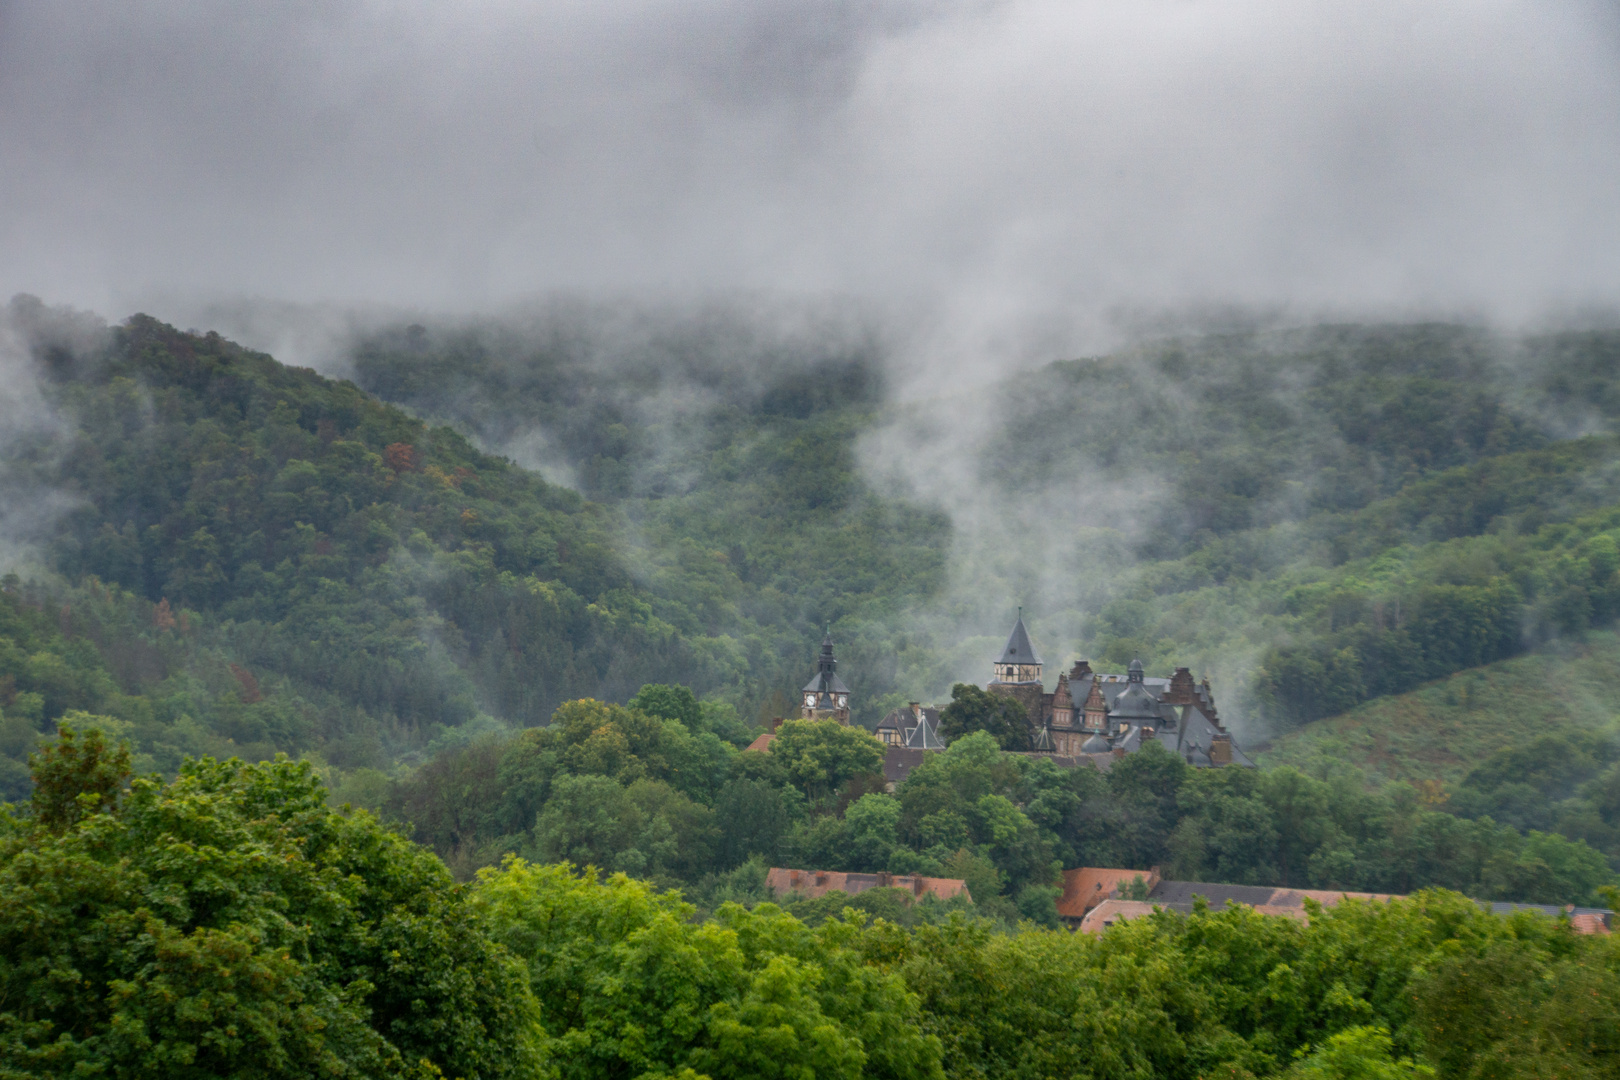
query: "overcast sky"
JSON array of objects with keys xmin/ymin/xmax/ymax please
[{"xmin": 3, "ymin": 0, "xmax": 1620, "ymax": 344}]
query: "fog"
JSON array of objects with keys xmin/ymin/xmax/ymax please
[
  {"xmin": 4, "ymin": 0, "xmax": 1620, "ymax": 363},
  {"xmin": 6, "ymin": 0, "xmax": 1620, "ymax": 731}
]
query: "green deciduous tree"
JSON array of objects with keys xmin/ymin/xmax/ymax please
[
  {"xmin": 936, "ymin": 684, "xmax": 1033, "ymax": 751},
  {"xmin": 0, "ymin": 730, "xmax": 540, "ymax": 1079},
  {"xmin": 768, "ymin": 719, "xmax": 885, "ymax": 802}
]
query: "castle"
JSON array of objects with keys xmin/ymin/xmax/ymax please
[
  {"xmin": 780, "ymin": 615, "xmax": 1250, "ymax": 770},
  {"xmin": 985, "ymin": 614, "xmax": 1252, "ymax": 767}
]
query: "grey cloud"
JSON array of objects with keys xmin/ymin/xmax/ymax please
[
  {"xmin": 4, "ymin": 0, "xmax": 1620, "ymax": 728},
  {"xmin": 1, "ymin": 0, "xmax": 1617, "ymax": 348}
]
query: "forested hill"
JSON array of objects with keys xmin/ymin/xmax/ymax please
[
  {"xmin": 0, "ymin": 307, "xmax": 751, "ymax": 795},
  {"xmin": 8, "ymin": 303, "xmax": 1620, "ymax": 808},
  {"xmin": 350, "ymin": 315, "xmax": 1620, "ymax": 738},
  {"xmin": 350, "ymin": 311, "xmax": 952, "ymax": 727}
]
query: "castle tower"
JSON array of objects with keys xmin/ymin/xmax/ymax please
[
  {"xmin": 801, "ymin": 632, "xmax": 851, "ymax": 723},
  {"xmin": 988, "ymin": 610, "xmax": 1046, "ymax": 734},
  {"xmin": 991, "ymin": 610, "xmax": 1042, "ymax": 685}
]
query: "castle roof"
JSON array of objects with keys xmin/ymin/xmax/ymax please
[
  {"xmin": 1108, "ymin": 681, "xmax": 1161, "ymax": 722},
  {"xmin": 997, "ymin": 614, "xmax": 1040, "ymax": 666},
  {"xmin": 802, "ymin": 632, "xmax": 851, "ymax": 695}
]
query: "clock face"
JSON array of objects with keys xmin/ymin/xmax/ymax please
[{"xmin": 805, "ymin": 694, "xmax": 816, "ymax": 707}]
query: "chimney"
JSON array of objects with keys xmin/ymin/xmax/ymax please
[
  {"xmin": 1210, "ymin": 734, "xmax": 1233, "ymax": 766},
  {"xmin": 772, "ymin": 716, "xmax": 784, "ymax": 732},
  {"xmin": 1164, "ymin": 667, "xmax": 1196, "ymax": 705}
]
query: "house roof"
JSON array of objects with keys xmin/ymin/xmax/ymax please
[
  {"xmin": 1069, "ymin": 873, "xmax": 1612, "ymax": 938},
  {"xmin": 1056, "ymin": 866, "xmax": 1160, "ymax": 919},
  {"xmin": 876, "ymin": 706, "xmax": 946, "ymax": 750},
  {"xmin": 1078, "ymin": 899, "xmax": 1165, "ymax": 934},
  {"xmin": 907, "ymin": 712, "xmax": 946, "ymax": 749},
  {"xmin": 1075, "ymin": 877, "xmax": 1403, "ymax": 934},
  {"xmin": 766, "ymin": 867, "xmax": 971, "ymax": 904},
  {"xmin": 882, "ymin": 746, "xmax": 928, "ymax": 787},
  {"xmin": 1109, "ymin": 680, "xmax": 1161, "ymax": 721},
  {"xmin": 745, "ymin": 731, "xmax": 776, "ymax": 753}
]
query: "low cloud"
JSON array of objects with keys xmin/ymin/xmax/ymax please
[{"xmin": 1, "ymin": 0, "xmax": 1616, "ymax": 361}]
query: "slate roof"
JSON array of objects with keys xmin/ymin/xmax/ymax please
[
  {"xmin": 1058, "ymin": 664, "xmax": 1252, "ymax": 768},
  {"xmin": 882, "ymin": 746, "xmax": 928, "ymax": 787},
  {"xmin": 907, "ymin": 715, "xmax": 947, "ymax": 749},
  {"xmin": 876, "ymin": 705, "xmax": 946, "ymax": 750},
  {"xmin": 802, "ymin": 633, "xmax": 851, "ymax": 695},
  {"xmin": 1109, "ymin": 682, "xmax": 1161, "ymax": 721},
  {"xmin": 998, "ymin": 615, "xmax": 1040, "ymax": 665}
]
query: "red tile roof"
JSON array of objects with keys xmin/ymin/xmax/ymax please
[
  {"xmin": 766, "ymin": 867, "xmax": 971, "ymax": 904},
  {"xmin": 1056, "ymin": 867, "xmax": 1160, "ymax": 919}
]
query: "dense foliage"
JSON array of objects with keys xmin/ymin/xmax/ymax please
[
  {"xmin": 391, "ymin": 697, "xmax": 1617, "ymax": 911},
  {"xmin": 351, "ymin": 311, "xmax": 950, "ymax": 729},
  {"xmin": 0, "ymin": 726, "xmax": 536, "ymax": 1078},
  {"xmin": 972, "ymin": 330, "xmax": 1620, "ymax": 732},
  {"xmin": 347, "ymin": 314, "xmax": 1620, "ymax": 740},
  {"xmin": 0, "ymin": 302, "xmax": 776, "ymax": 794},
  {"xmin": 5, "ymin": 733, "xmax": 1619, "ymax": 1080}
]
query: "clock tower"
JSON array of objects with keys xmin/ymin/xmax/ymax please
[{"xmin": 801, "ymin": 632, "xmax": 852, "ymax": 723}]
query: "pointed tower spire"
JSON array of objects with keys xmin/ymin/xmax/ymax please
[
  {"xmin": 801, "ymin": 627, "xmax": 852, "ymax": 723},
  {"xmin": 992, "ymin": 610, "xmax": 1042, "ymax": 685}
]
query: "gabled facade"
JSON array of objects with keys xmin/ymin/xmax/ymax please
[
  {"xmin": 875, "ymin": 702, "xmax": 946, "ymax": 749},
  {"xmin": 985, "ymin": 615, "xmax": 1253, "ymax": 768}
]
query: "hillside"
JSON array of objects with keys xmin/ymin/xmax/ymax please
[
  {"xmin": 1258, "ymin": 630, "xmax": 1620, "ymax": 787},
  {"xmin": 1, "ymin": 302, "xmax": 1618, "ymax": 912},
  {"xmin": 350, "ymin": 314, "xmax": 1620, "ymax": 740},
  {"xmin": 350, "ymin": 312, "xmax": 950, "ymax": 727},
  {"xmin": 0, "ymin": 302, "xmax": 755, "ymax": 797}
]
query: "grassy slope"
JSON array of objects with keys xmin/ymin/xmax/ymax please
[{"xmin": 1256, "ymin": 629, "xmax": 1620, "ymax": 785}]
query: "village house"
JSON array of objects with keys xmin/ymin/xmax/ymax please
[
  {"xmin": 765, "ymin": 867, "xmax": 971, "ymax": 904},
  {"xmin": 1056, "ymin": 866, "xmax": 1613, "ymax": 936}
]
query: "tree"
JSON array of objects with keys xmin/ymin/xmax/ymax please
[
  {"xmin": 767, "ymin": 719, "xmax": 884, "ymax": 801},
  {"xmin": 629, "ymin": 683, "xmax": 702, "ymax": 728},
  {"xmin": 842, "ymin": 793, "xmax": 903, "ymax": 872},
  {"xmin": 28, "ymin": 722, "xmax": 129, "ymax": 831},
  {"xmin": 471, "ymin": 859, "xmax": 943, "ymax": 1080},
  {"xmin": 0, "ymin": 731, "xmax": 540, "ymax": 1079},
  {"xmin": 937, "ymin": 683, "xmax": 1032, "ymax": 750},
  {"xmin": 714, "ymin": 778, "xmax": 803, "ymax": 868},
  {"xmin": 1283, "ymin": 1026, "xmax": 1434, "ymax": 1080}
]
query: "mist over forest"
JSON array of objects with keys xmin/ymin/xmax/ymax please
[{"xmin": 6, "ymin": 2, "xmax": 1620, "ymax": 1078}]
